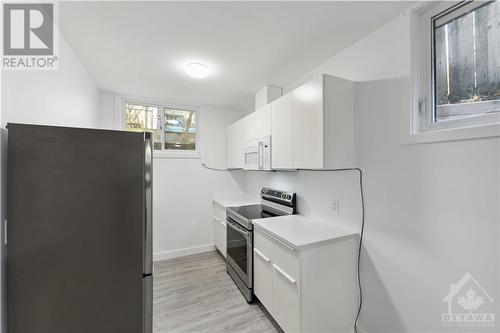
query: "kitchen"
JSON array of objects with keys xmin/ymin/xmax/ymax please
[{"xmin": 1, "ymin": 1, "xmax": 499, "ymax": 333}]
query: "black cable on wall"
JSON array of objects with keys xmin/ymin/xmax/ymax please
[
  {"xmin": 297, "ymin": 168, "xmax": 365, "ymax": 333},
  {"xmin": 201, "ymin": 162, "xmax": 229, "ymax": 171}
]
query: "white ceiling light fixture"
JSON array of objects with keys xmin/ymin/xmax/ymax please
[{"xmin": 185, "ymin": 62, "xmax": 210, "ymax": 79}]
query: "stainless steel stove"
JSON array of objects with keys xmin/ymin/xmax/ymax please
[{"xmin": 226, "ymin": 188, "xmax": 296, "ymax": 302}]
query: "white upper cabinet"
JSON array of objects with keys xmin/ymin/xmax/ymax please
[
  {"xmin": 247, "ymin": 104, "xmax": 272, "ymax": 141},
  {"xmin": 226, "ymin": 118, "xmax": 246, "ymax": 169},
  {"xmin": 290, "ymin": 74, "xmax": 355, "ymax": 169},
  {"xmin": 271, "ymin": 93, "xmax": 293, "ymax": 169},
  {"xmin": 226, "ymin": 74, "xmax": 355, "ymax": 170},
  {"xmin": 292, "ymin": 76, "xmax": 324, "ymax": 169}
]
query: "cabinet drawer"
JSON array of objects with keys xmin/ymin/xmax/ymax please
[
  {"xmin": 273, "ymin": 265, "xmax": 300, "ymax": 333},
  {"xmin": 254, "ymin": 228, "xmax": 299, "ymax": 282},
  {"xmin": 253, "ymin": 247, "xmax": 273, "ymax": 312}
]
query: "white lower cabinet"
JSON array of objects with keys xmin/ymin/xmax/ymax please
[
  {"xmin": 254, "ymin": 227, "xmax": 357, "ymax": 333},
  {"xmin": 213, "ymin": 217, "xmax": 226, "ymax": 257},
  {"xmin": 213, "ymin": 202, "xmax": 227, "ymax": 257},
  {"xmin": 255, "ymin": 229, "xmax": 301, "ymax": 332},
  {"xmin": 272, "ymin": 263, "xmax": 300, "ymax": 333},
  {"xmin": 213, "ymin": 199, "xmax": 260, "ymax": 258},
  {"xmin": 253, "ymin": 248, "xmax": 273, "ymax": 311}
]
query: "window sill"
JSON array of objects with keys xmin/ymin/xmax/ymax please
[
  {"xmin": 401, "ymin": 122, "xmax": 500, "ymax": 144},
  {"xmin": 152, "ymin": 151, "xmax": 201, "ymax": 159}
]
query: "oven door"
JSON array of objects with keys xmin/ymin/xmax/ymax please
[{"xmin": 226, "ymin": 217, "xmax": 252, "ymax": 287}]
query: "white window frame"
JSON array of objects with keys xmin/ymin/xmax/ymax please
[
  {"xmin": 401, "ymin": 1, "xmax": 500, "ymax": 144},
  {"xmin": 118, "ymin": 95, "xmax": 201, "ymax": 159}
]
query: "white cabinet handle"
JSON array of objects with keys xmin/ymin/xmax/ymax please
[
  {"xmin": 254, "ymin": 248, "xmax": 270, "ymax": 263},
  {"xmin": 257, "ymin": 228, "xmax": 296, "ymax": 252},
  {"xmin": 258, "ymin": 141, "xmax": 264, "ymax": 170},
  {"xmin": 273, "ymin": 264, "xmax": 296, "ymax": 284}
]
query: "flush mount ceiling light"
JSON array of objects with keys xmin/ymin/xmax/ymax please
[{"xmin": 185, "ymin": 62, "xmax": 209, "ymax": 79}]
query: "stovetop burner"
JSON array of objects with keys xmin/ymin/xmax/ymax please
[
  {"xmin": 226, "ymin": 188, "xmax": 296, "ymax": 230},
  {"xmin": 227, "ymin": 204, "xmax": 287, "ymax": 221}
]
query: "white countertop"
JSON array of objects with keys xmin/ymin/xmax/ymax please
[
  {"xmin": 213, "ymin": 197, "xmax": 259, "ymax": 208},
  {"xmin": 253, "ymin": 215, "xmax": 358, "ymax": 250}
]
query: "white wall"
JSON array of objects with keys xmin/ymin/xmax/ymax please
[
  {"xmin": 97, "ymin": 93, "xmax": 250, "ymax": 259},
  {"xmin": 152, "ymin": 159, "xmax": 246, "ymax": 259},
  {"xmin": 357, "ymin": 79, "xmax": 499, "ymax": 333},
  {"xmin": 152, "ymin": 105, "xmax": 249, "ymax": 259},
  {"xmin": 243, "ymin": 14, "xmax": 500, "ymax": 333},
  {"xmin": 97, "ymin": 90, "xmax": 117, "ymax": 130},
  {"xmin": 0, "ymin": 34, "xmax": 100, "ymax": 333},
  {"xmin": 244, "ymin": 170, "xmax": 362, "ymax": 233},
  {"xmin": 284, "ymin": 15, "xmax": 401, "ymax": 89},
  {"xmin": 1, "ymin": 37, "xmax": 99, "ymax": 128}
]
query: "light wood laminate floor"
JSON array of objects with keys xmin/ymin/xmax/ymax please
[{"xmin": 153, "ymin": 251, "xmax": 281, "ymax": 333}]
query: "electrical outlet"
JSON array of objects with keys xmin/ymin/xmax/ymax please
[{"xmin": 332, "ymin": 199, "xmax": 340, "ymax": 214}]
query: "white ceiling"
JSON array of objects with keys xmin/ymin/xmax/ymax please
[{"xmin": 60, "ymin": 1, "xmax": 411, "ymax": 110}]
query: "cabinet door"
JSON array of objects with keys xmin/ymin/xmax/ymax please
[
  {"xmin": 213, "ymin": 218, "xmax": 221, "ymax": 253},
  {"xmin": 253, "ymin": 104, "xmax": 272, "ymax": 139},
  {"xmin": 226, "ymin": 120, "xmax": 245, "ymax": 169},
  {"xmin": 219, "ymin": 222, "xmax": 226, "ymax": 258},
  {"xmin": 292, "ymin": 76, "xmax": 324, "ymax": 169},
  {"xmin": 253, "ymin": 247, "xmax": 273, "ymax": 312},
  {"xmin": 272, "ymin": 263, "xmax": 300, "ymax": 333},
  {"xmin": 243, "ymin": 112, "xmax": 257, "ymax": 142},
  {"xmin": 271, "ymin": 93, "xmax": 293, "ymax": 169},
  {"xmin": 213, "ymin": 217, "xmax": 226, "ymax": 257},
  {"xmin": 226, "ymin": 124, "xmax": 237, "ymax": 168}
]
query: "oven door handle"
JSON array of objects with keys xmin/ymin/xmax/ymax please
[{"xmin": 227, "ymin": 219, "xmax": 250, "ymax": 238}]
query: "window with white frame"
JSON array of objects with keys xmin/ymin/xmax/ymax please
[
  {"xmin": 411, "ymin": 0, "xmax": 500, "ymax": 139},
  {"xmin": 124, "ymin": 102, "xmax": 197, "ymax": 153}
]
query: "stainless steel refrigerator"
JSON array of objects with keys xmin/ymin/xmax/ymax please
[{"xmin": 7, "ymin": 123, "xmax": 153, "ymax": 333}]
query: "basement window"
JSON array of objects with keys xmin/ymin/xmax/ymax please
[
  {"xmin": 125, "ymin": 103, "xmax": 162, "ymax": 149},
  {"xmin": 124, "ymin": 102, "xmax": 198, "ymax": 156},
  {"xmin": 405, "ymin": 1, "xmax": 500, "ymax": 143},
  {"xmin": 433, "ymin": 1, "xmax": 500, "ymax": 123},
  {"xmin": 163, "ymin": 109, "xmax": 196, "ymax": 151}
]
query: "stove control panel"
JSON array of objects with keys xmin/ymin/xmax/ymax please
[{"xmin": 261, "ymin": 187, "xmax": 296, "ymax": 207}]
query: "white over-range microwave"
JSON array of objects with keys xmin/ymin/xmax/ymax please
[{"xmin": 243, "ymin": 136, "xmax": 271, "ymax": 171}]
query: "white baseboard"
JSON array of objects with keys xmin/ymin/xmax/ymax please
[{"xmin": 153, "ymin": 244, "xmax": 216, "ymax": 261}]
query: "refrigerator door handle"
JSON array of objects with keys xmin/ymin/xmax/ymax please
[{"xmin": 143, "ymin": 133, "xmax": 153, "ymax": 275}]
